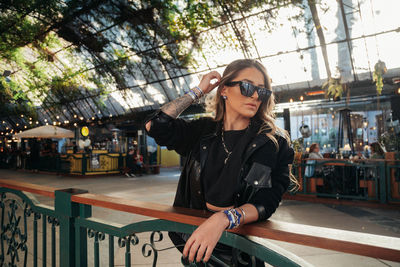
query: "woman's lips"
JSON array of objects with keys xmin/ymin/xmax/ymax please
[{"xmin": 245, "ymin": 103, "xmax": 257, "ymax": 108}]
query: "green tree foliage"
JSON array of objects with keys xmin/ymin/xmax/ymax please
[{"xmin": 0, "ymin": 0, "xmax": 304, "ymax": 120}]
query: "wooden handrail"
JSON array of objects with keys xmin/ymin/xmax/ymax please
[
  {"xmin": 0, "ymin": 179, "xmax": 399, "ymax": 262},
  {"xmin": 71, "ymin": 193, "xmax": 400, "ymax": 262},
  {"xmin": 0, "ymin": 179, "xmax": 56, "ymax": 198}
]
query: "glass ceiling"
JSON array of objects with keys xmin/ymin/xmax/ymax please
[{"xmin": 0, "ymin": 0, "xmax": 399, "ymax": 134}]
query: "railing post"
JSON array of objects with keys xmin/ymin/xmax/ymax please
[
  {"xmin": 118, "ymin": 153, "xmax": 124, "ymax": 170},
  {"xmin": 75, "ymin": 203, "xmax": 92, "ymax": 267},
  {"xmin": 55, "ymin": 188, "xmax": 89, "ymax": 267},
  {"xmin": 82, "ymin": 154, "xmax": 87, "ymax": 175},
  {"xmin": 378, "ymin": 162, "xmax": 387, "ymax": 203}
]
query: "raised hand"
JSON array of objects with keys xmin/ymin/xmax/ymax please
[{"xmin": 198, "ymin": 71, "xmax": 222, "ymax": 95}]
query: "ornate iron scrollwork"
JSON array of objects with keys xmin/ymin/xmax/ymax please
[
  {"xmin": 87, "ymin": 229, "xmax": 106, "ymax": 241},
  {"xmin": 0, "ymin": 194, "xmax": 32, "ymax": 267},
  {"xmin": 142, "ymin": 231, "xmax": 163, "ymax": 267},
  {"xmin": 117, "ymin": 234, "xmax": 139, "ymax": 248}
]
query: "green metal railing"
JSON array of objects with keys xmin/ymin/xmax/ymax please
[
  {"xmin": 292, "ymin": 159, "xmax": 392, "ymax": 203},
  {"xmin": 1, "ymin": 180, "xmax": 399, "ymax": 266},
  {"xmin": 385, "ymin": 164, "xmax": 400, "ymax": 203},
  {"xmin": 0, "ymin": 183, "xmax": 305, "ymax": 267}
]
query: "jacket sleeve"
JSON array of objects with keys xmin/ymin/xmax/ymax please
[
  {"xmin": 144, "ymin": 110, "xmax": 208, "ymax": 156},
  {"xmin": 249, "ymin": 136, "xmax": 294, "ymax": 221}
]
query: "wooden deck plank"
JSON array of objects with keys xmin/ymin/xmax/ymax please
[{"xmin": 0, "ymin": 179, "xmax": 56, "ymax": 198}]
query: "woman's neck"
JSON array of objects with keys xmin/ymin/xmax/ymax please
[{"xmin": 223, "ymin": 114, "xmax": 250, "ymax": 131}]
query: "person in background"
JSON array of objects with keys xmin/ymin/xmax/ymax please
[
  {"xmin": 304, "ymin": 143, "xmax": 324, "ymax": 177},
  {"xmin": 370, "ymin": 142, "xmax": 384, "ymax": 159},
  {"xmin": 132, "ymin": 148, "xmax": 144, "ymax": 175}
]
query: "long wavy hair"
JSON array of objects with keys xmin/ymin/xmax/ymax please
[{"xmin": 206, "ymin": 59, "xmax": 299, "ymax": 190}]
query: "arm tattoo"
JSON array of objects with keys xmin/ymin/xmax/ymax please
[{"xmin": 160, "ymin": 93, "xmax": 194, "ymax": 119}]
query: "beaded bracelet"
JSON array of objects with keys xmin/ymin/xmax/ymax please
[
  {"xmin": 223, "ymin": 208, "xmax": 242, "ymax": 229},
  {"xmin": 192, "ymin": 86, "xmax": 204, "ymax": 98},
  {"xmin": 238, "ymin": 207, "xmax": 246, "ymax": 224}
]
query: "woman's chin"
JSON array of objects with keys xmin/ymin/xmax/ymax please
[{"xmin": 240, "ymin": 111, "xmax": 257, "ymax": 119}]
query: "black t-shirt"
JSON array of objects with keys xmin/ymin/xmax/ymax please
[{"xmin": 202, "ymin": 129, "xmax": 247, "ymax": 207}]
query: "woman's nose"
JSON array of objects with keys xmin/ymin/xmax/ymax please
[{"xmin": 250, "ymin": 90, "xmax": 259, "ymax": 100}]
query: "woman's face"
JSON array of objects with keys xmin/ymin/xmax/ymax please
[
  {"xmin": 221, "ymin": 67, "xmax": 264, "ymax": 119},
  {"xmin": 314, "ymin": 145, "xmax": 320, "ymax": 152}
]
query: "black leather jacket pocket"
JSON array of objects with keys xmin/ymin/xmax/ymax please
[{"xmin": 244, "ymin": 162, "xmax": 272, "ymax": 188}]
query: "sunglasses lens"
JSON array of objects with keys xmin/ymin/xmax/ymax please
[
  {"xmin": 239, "ymin": 82, "xmax": 256, "ymax": 97},
  {"xmin": 239, "ymin": 82, "xmax": 270, "ymax": 102},
  {"xmin": 257, "ymin": 89, "xmax": 271, "ymax": 102}
]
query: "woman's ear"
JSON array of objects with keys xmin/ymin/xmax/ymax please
[{"xmin": 220, "ymin": 86, "xmax": 227, "ymax": 97}]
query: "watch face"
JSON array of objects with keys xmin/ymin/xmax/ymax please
[{"xmin": 81, "ymin": 126, "xmax": 89, "ymax": 137}]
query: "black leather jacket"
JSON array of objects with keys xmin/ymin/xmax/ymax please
[{"xmin": 146, "ymin": 110, "xmax": 294, "ymax": 221}]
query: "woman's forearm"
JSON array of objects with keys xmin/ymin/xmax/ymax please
[
  {"xmin": 160, "ymin": 93, "xmax": 194, "ymax": 119},
  {"xmin": 145, "ymin": 93, "xmax": 194, "ymax": 132}
]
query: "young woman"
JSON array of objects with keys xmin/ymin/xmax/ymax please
[{"xmin": 145, "ymin": 59, "xmax": 295, "ymax": 266}]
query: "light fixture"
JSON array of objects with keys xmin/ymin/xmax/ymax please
[
  {"xmin": 53, "ymin": 122, "xmax": 57, "ymax": 125},
  {"xmin": 300, "ymin": 96, "xmax": 304, "ymax": 101},
  {"xmin": 74, "ymin": 114, "xmax": 77, "ymax": 118},
  {"xmin": 289, "ymin": 98, "xmax": 293, "ymax": 103},
  {"xmin": 36, "ymin": 121, "xmax": 39, "ymax": 124},
  {"xmin": 20, "ymin": 114, "xmax": 24, "ymax": 118},
  {"xmin": 24, "ymin": 126, "xmax": 27, "ymax": 129},
  {"xmin": 363, "ymin": 118, "xmax": 368, "ymax": 129},
  {"xmin": 16, "ymin": 123, "xmax": 19, "ymax": 126},
  {"xmin": 44, "ymin": 119, "xmax": 47, "ymax": 122},
  {"xmin": 91, "ymin": 117, "xmax": 95, "ymax": 120},
  {"xmin": 56, "ymin": 116, "xmax": 60, "ymax": 119}
]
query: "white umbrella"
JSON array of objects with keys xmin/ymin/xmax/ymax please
[{"xmin": 13, "ymin": 125, "xmax": 74, "ymax": 139}]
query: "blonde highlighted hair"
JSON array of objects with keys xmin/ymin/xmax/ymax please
[{"xmin": 205, "ymin": 59, "xmax": 299, "ymax": 190}]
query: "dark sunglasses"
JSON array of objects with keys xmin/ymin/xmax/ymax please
[{"xmin": 225, "ymin": 81, "xmax": 272, "ymax": 102}]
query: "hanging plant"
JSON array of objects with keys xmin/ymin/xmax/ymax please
[
  {"xmin": 322, "ymin": 77, "xmax": 343, "ymax": 101},
  {"xmin": 373, "ymin": 60, "xmax": 387, "ymax": 95}
]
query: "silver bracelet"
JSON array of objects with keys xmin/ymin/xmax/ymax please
[
  {"xmin": 238, "ymin": 207, "xmax": 246, "ymax": 224},
  {"xmin": 186, "ymin": 90, "xmax": 197, "ymax": 101}
]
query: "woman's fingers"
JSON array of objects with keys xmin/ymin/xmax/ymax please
[
  {"xmin": 203, "ymin": 245, "xmax": 214, "ymax": 263},
  {"xmin": 182, "ymin": 237, "xmax": 195, "ymax": 258},
  {"xmin": 199, "ymin": 71, "xmax": 221, "ymax": 94},
  {"xmin": 188, "ymin": 241, "xmax": 201, "ymax": 262},
  {"xmin": 195, "ymin": 244, "xmax": 207, "ymax": 263}
]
